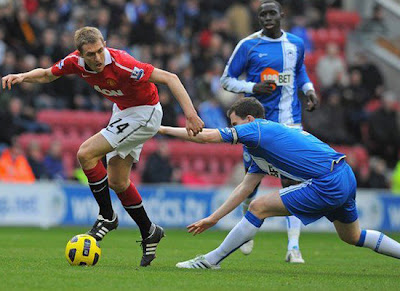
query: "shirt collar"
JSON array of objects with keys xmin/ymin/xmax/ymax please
[
  {"xmin": 104, "ymin": 48, "xmax": 112, "ymax": 65},
  {"xmin": 258, "ymin": 30, "xmax": 287, "ymax": 42}
]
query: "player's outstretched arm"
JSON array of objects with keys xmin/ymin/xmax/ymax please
[
  {"xmin": 187, "ymin": 173, "xmax": 265, "ymax": 235},
  {"xmin": 159, "ymin": 126, "xmax": 222, "ymax": 143},
  {"xmin": 149, "ymin": 68, "xmax": 204, "ymax": 136},
  {"xmin": 2, "ymin": 68, "xmax": 60, "ymax": 90}
]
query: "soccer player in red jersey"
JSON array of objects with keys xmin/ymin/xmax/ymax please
[{"xmin": 2, "ymin": 27, "xmax": 204, "ymax": 267}]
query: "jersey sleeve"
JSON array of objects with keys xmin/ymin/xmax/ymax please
[
  {"xmin": 218, "ymin": 122, "xmax": 261, "ymax": 147},
  {"xmin": 51, "ymin": 53, "xmax": 80, "ymax": 76},
  {"xmin": 218, "ymin": 127, "xmax": 237, "ymax": 144},
  {"xmin": 235, "ymin": 122, "xmax": 261, "ymax": 147},
  {"xmin": 220, "ymin": 41, "xmax": 256, "ymax": 94},
  {"xmin": 295, "ymin": 42, "xmax": 314, "ymax": 94},
  {"xmin": 118, "ymin": 51, "xmax": 154, "ymax": 83}
]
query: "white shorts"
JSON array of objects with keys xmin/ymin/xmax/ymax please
[{"xmin": 100, "ymin": 103, "xmax": 163, "ymax": 163}]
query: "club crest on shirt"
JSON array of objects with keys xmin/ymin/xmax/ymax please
[
  {"xmin": 106, "ymin": 79, "xmax": 117, "ymax": 87},
  {"xmin": 286, "ymin": 49, "xmax": 296, "ymax": 60},
  {"xmin": 243, "ymin": 151, "xmax": 251, "ymax": 163}
]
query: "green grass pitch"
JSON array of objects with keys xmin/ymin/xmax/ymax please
[{"xmin": 0, "ymin": 227, "xmax": 398, "ymax": 290}]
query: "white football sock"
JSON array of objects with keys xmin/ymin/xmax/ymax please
[
  {"xmin": 286, "ymin": 216, "xmax": 302, "ymax": 250},
  {"xmin": 357, "ymin": 229, "xmax": 400, "ymax": 259},
  {"xmin": 205, "ymin": 211, "xmax": 263, "ymax": 265}
]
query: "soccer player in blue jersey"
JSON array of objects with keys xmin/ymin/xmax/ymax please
[
  {"xmin": 159, "ymin": 97, "xmax": 400, "ymax": 269},
  {"xmin": 220, "ymin": 0, "xmax": 319, "ymax": 261}
]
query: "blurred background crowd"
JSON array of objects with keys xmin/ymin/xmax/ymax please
[{"xmin": 0, "ymin": 0, "xmax": 399, "ymax": 192}]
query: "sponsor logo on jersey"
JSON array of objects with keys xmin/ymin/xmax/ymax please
[
  {"xmin": 106, "ymin": 79, "xmax": 117, "ymax": 86},
  {"xmin": 94, "ymin": 85, "xmax": 124, "ymax": 97},
  {"xmin": 258, "ymin": 53, "xmax": 268, "ymax": 58},
  {"xmin": 251, "ymin": 155, "xmax": 281, "ymax": 178},
  {"xmin": 130, "ymin": 67, "xmax": 144, "ymax": 80},
  {"xmin": 260, "ymin": 68, "xmax": 293, "ymax": 88}
]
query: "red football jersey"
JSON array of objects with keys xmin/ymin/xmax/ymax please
[{"xmin": 51, "ymin": 48, "xmax": 159, "ymax": 109}]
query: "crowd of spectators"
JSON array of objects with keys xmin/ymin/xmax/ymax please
[{"xmin": 0, "ymin": 0, "xmax": 399, "ymax": 190}]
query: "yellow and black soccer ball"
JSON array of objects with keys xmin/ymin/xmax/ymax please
[{"xmin": 65, "ymin": 234, "xmax": 101, "ymax": 266}]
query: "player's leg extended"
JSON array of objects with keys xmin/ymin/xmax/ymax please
[
  {"xmin": 177, "ymin": 191, "xmax": 290, "ymax": 269},
  {"xmin": 108, "ymin": 154, "xmax": 164, "ymax": 267},
  {"xmin": 108, "ymin": 155, "xmax": 157, "ymax": 239},
  {"xmin": 281, "ymin": 178, "xmax": 304, "ymax": 263},
  {"xmin": 334, "ymin": 219, "xmax": 400, "ymax": 259},
  {"xmin": 77, "ymin": 133, "xmax": 117, "ymax": 237},
  {"xmin": 240, "ymin": 147, "xmax": 258, "ymax": 255}
]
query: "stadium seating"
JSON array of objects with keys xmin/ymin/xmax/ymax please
[
  {"xmin": 325, "ymin": 9, "xmax": 361, "ymax": 30},
  {"xmin": 37, "ymin": 110, "xmax": 111, "ymax": 134},
  {"xmin": 308, "ymin": 28, "xmax": 348, "ymax": 50}
]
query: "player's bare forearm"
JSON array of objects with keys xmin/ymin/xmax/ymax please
[
  {"xmin": 149, "ymin": 68, "xmax": 204, "ymax": 135},
  {"xmin": 164, "ymin": 74, "xmax": 205, "ymax": 134},
  {"xmin": 2, "ymin": 68, "xmax": 59, "ymax": 89},
  {"xmin": 168, "ymin": 75, "xmax": 196, "ymax": 115},
  {"xmin": 209, "ymin": 173, "xmax": 265, "ymax": 222},
  {"xmin": 159, "ymin": 126, "xmax": 222, "ymax": 143},
  {"xmin": 187, "ymin": 174, "xmax": 264, "ymax": 235},
  {"xmin": 22, "ymin": 68, "xmax": 59, "ymax": 83}
]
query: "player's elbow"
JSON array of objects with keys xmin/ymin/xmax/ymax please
[
  {"xmin": 220, "ymin": 75, "xmax": 229, "ymax": 90},
  {"xmin": 166, "ymin": 72, "xmax": 180, "ymax": 85},
  {"xmin": 43, "ymin": 68, "xmax": 57, "ymax": 83}
]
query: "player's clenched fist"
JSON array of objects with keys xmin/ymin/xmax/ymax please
[
  {"xmin": 2, "ymin": 74, "xmax": 24, "ymax": 90},
  {"xmin": 253, "ymin": 80, "xmax": 276, "ymax": 95},
  {"xmin": 186, "ymin": 114, "xmax": 204, "ymax": 136},
  {"xmin": 306, "ymin": 90, "xmax": 319, "ymax": 112}
]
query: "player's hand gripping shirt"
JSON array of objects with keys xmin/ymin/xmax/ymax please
[
  {"xmin": 51, "ymin": 48, "xmax": 159, "ymax": 110},
  {"xmin": 219, "ymin": 119, "xmax": 345, "ymax": 181},
  {"xmin": 220, "ymin": 31, "xmax": 314, "ymax": 124}
]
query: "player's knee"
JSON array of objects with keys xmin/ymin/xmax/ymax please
[
  {"xmin": 77, "ymin": 143, "xmax": 99, "ymax": 167},
  {"xmin": 108, "ymin": 178, "xmax": 129, "ymax": 193},
  {"xmin": 248, "ymin": 199, "xmax": 266, "ymax": 218},
  {"xmin": 77, "ymin": 144, "xmax": 91, "ymax": 164}
]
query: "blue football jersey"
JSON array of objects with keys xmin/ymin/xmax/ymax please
[
  {"xmin": 220, "ymin": 30, "xmax": 314, "ymax": 124},
  {"xmin": 218, "ymin": 119, "xmax": 345, "ymax": 181}
]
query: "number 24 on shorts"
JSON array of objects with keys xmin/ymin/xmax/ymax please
[{"xmin": 106, "ymin": 118, "xmax": 129, "ymax": 134}]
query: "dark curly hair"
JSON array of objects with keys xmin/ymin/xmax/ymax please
[{"xmin": 227, "ymin": 98, "xmax": 265, "ymax": 119}]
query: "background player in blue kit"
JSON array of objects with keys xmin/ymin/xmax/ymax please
[
  {"xmin": 220, "ymin": 0, "xmax": 319, "ymax": 261},
  {"xmin": 159, "ymin": 97, "xmax": 400, "ymax": 269}
]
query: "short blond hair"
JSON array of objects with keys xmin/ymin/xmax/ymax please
[{"xmin": 74, "ymin": 26, "xmax": 104, "ymax": 53}]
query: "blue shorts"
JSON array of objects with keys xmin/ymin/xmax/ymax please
[{"xmin": 279, "ymin": 161, "xmax": 358, "ymax": 225}]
